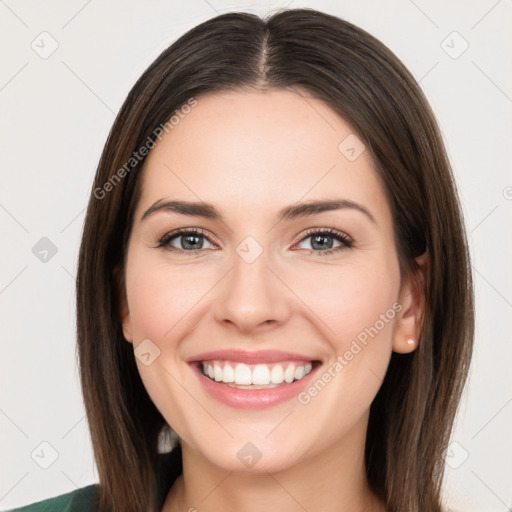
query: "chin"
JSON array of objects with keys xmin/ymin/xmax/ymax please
[{"xmin": 196, "ymin": 437, "xmax": 306, "ymax": 474}]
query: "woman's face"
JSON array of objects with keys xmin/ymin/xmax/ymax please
[{"xmin": 120, "ymin": 88, "xmax": 420, "ymax": 473}]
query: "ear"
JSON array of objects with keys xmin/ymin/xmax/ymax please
[
  {"xmin": 114, "ymin": 265, "xmax": 133, "ymax": 343},
  {"xmin": 392, "ymin": 252, "xmax": 429, "ymax": 354}
]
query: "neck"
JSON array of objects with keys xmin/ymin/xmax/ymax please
[{"xmin": 162, "ymin": 414, "xmax": 386, "ymax": 512}]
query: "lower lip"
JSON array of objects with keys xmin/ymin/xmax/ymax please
[{"xmin": 190, "ymin": 362, "xmax": 321, "ymax": 409}]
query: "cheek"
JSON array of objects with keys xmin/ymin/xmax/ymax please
[
  {"xmin": 295, "ymin": 260, "xmax": 400, "ymax": 351},
  {"xmin": 291, "ymin": 264, "xmax": 399, "ymax": 430},
  {"xmin": 125, "ymin": 261, "xmax": 207, "ymax": 342},
  {"xmin": 123, "ymin": 259, "xmax": 212, "ymax": 433},
  {"xmin": 125, "ymin": 249, "xmax": 400, "ymax": 358}
]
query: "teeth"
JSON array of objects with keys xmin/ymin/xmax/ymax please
[
  {"xmin": 294, "ymin": 366, "xmax": 305, "ymax": 380},
  {"xmin": 214, "ymin": 362, "xmax": 223, "ymax": 381},
  {"xmin": 201, "ymin": 360, "xmax": 315, "ymax": 386},
  {"xmin": 223, "ymin": 363, "xmax": 235, "ymax": 383},
  {"xmin": 270, "ymin": 364, "xmax": 284, "ymax": 384},
  {"xmin": 284, "ymin": 364, "xmax": 295, "ymax": 383},
  {"xmin": 234, "ymin": 363, "xmax": 252, "ymax": 385},
  {"xmin": 252, "ymin": 364, "xmax": 271, "ymax": 385}
]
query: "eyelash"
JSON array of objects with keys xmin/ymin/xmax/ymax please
[{"xmin": 156, "ymin": 227, "xmax": 353, "ymax": 256}]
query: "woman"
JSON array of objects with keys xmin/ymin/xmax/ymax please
[{"xmin": 9, "ymin": 7, "xmax": 473, "ymax": 512}]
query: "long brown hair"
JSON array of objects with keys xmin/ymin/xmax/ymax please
[{"xmin": 76, "ymin": 8, "xmax": 474, "ymax": 511}]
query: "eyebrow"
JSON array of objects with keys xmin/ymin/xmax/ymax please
[{"xmin": 140, "ymin": 198, "xmax": 376, "ymax": 224}]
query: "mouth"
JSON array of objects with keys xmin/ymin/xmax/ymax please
[
  {"xmin": 195, "ymin": 360, "xmax": 320, "ymax": 389},
  {"xmin": 187, "ymin": 350, "xmax": 323, "ymax": 408}
]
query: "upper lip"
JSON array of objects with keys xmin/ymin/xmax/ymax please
[{"xmin": 187, "ymin": 349, "xmax": 320, "ymax": 365}]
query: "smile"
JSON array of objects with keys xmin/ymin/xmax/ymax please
[
  {"xmin": 188, "ymin": 350, "xmax": 322, "ymax": 408},
  {"xmin": 201, "ymin": 360, "xmax": 314, "ymax": 388}
]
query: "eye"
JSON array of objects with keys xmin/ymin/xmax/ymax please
[
  {"xmin": 156, "ymin": 227, "xmax": 353, "ymax": 256},
  {"xmin": 294, "ymin": 228, "xmax": 353, "ymax": 255},
  {"xmin": 157, "ymin": 228, "xmax": 217, "ymax": 253}
]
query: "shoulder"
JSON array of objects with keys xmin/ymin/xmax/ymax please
[{"xmin": 5, "ymin": 484, "xmax": 99, "ymax": 512}]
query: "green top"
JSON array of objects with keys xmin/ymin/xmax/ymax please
[{"xmin": 5, "ymin": 484, "xmax": 98, "ymax": 512}]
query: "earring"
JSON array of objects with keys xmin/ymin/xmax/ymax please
[
  {"xmin": 407, "ymin": 338, "xmax": 415, "ymax": 346},
  {"xmin": 157, "ymin": 424, "xmax": 180, "ymax": 454}
]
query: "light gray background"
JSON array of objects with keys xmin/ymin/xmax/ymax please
[{"xmin": 1, "ymin": 1, "xmax": 511, "ymax": 510}]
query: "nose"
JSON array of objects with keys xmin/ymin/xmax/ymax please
[{"xmin": 212, "ymin": 245, "xmax": 292, "ymax": 335}]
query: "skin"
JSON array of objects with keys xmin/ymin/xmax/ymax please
[{"xmin": 119, "ymin": 88, "xmax": 428, "ymax": 512}]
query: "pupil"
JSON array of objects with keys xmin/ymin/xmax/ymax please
[
  {"xmin": 183, "ymin": 234, "xmax": 202, "ymax": 250},
  {"xmin": 312, "ymin": 235, "xmax": 333, "ymax": 250}
]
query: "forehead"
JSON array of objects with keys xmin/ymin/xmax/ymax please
[{"xmin": 136, "ymin": 88, "xmax": 388, "ymax": 222}]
